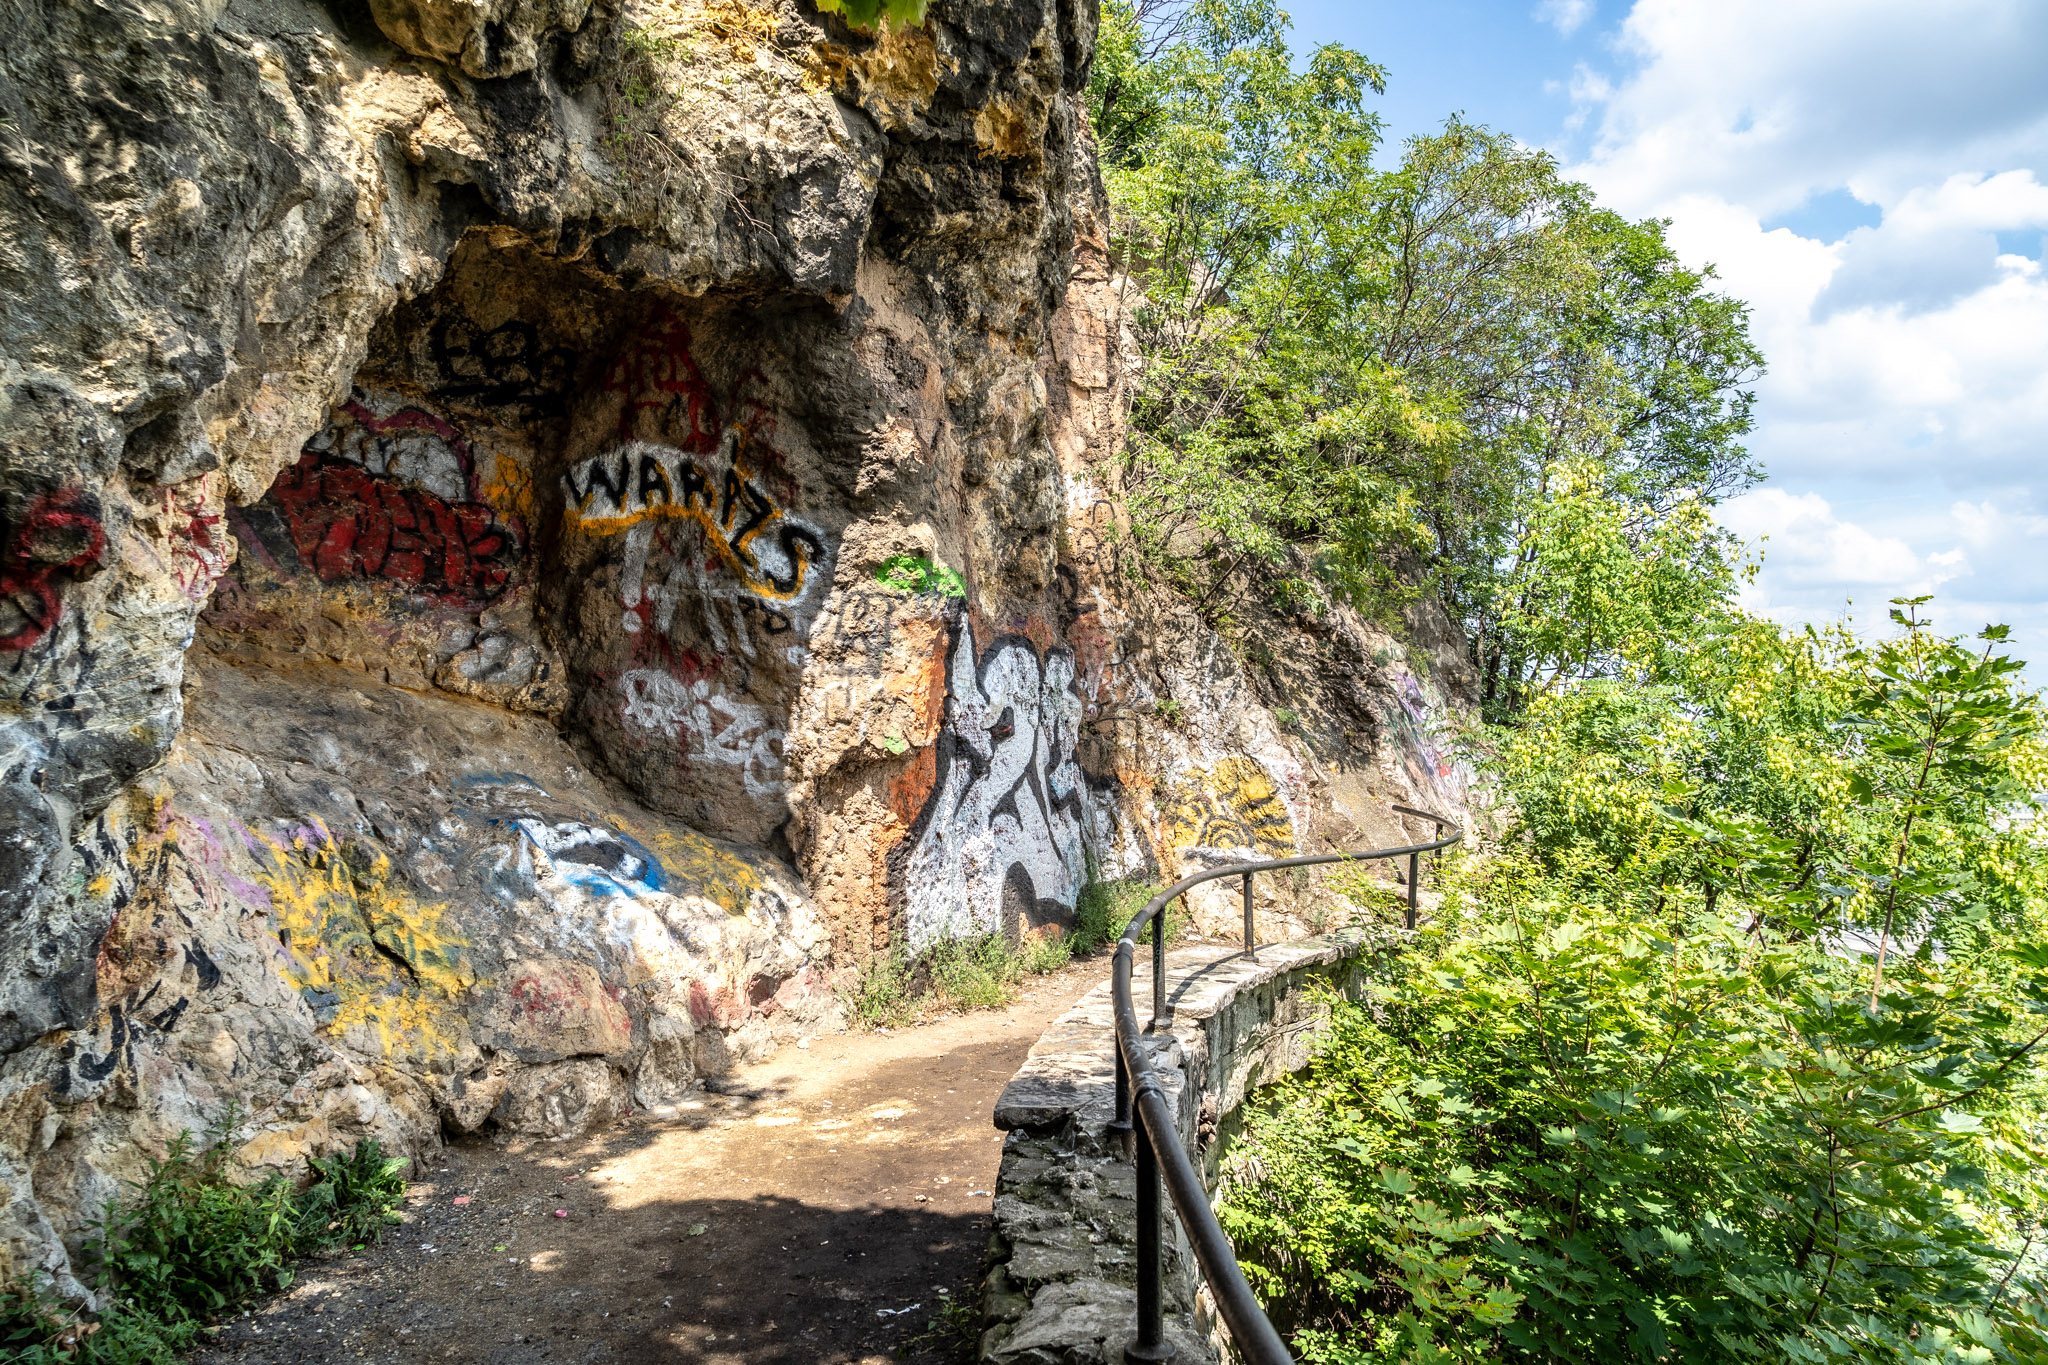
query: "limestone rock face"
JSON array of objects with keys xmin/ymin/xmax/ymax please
[{"xmin": 0, "ymin": 0, "xmax": 1473, "ymax": 1295}]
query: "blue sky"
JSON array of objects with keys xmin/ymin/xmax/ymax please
[{"xmin": 1282, "ymin": 0, "xmax": 2048, "ymax": 666}]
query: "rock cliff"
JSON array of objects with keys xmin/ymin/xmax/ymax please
[{"xmin": 0, "ymin": 0, "xmax": 1471, "ymax": 1292}]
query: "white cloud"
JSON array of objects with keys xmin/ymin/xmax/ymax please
[
  {"xmin": 1720, "ymin": 489, "xmax": 1950, "ymax": 594},
  {"xmin": 1557, "ymin": 4, "xmax": 2048, "ymax": 668},
  {"xmin": 1535, "ymin": 0, "xmax": 1595, "ymax": 38},
  {"xmin": 1579, "ymin": 0, "xmax": 2048, "ymax": 220},
  {"xmin": 1817, "ymin": 170, "xmax": 2048, "ymax": 314},
  {"xmin": 1717, "ymin": 488, "xmax": 2048, "ymax": 666}
]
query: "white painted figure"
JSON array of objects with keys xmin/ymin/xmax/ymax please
[{"xmin": 901, "ymin": 624, "xmax": 1089, "ymax": 952}]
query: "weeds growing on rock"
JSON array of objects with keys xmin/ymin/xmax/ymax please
[
  {"xmin": 905, "ymin": 1286, "xmax": 981, "ymax": 1361},
  {"xmin": 851, "ymin": 933, "xmax": 1046, "ymax": 1027},
  {"xmin": 600, "ymin": 24, "xmax": 691, "ymax": 192},
  {"xmin": 0, "ymin": 1121, "xmax": 406, "ymax": 1364},
  {"xmin": 1071, "ymin": 876, "xmax": 1175, "ymax": 954},
  {"xmin": 598, "ymin": 19, "xmax": 770, "ymax": 239},
  {"xmin": 815, "ymin": 0, "xmax": 928, "ymax": 30}
]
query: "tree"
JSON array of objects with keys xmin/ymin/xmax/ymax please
[{"xmin": 1088, "ymin": 1, "xmax": 1762, "ymax": 712}]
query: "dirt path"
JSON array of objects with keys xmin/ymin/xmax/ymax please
[{"xmin": 191, "ymin": 959, "xmax": 1104, "ymax": 1365}]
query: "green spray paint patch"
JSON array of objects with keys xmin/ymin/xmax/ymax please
[
  {"xmin": 815, "ymin": 0, "xmax": 926, "ymax": 30},
  {"xmin": 874, "ymin": 555, "xmax": 966, "ymax": 598}
]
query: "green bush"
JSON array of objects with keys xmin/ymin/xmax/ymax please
[
  {"xmin": 0, "ymin": 1277, "xmax": 194, "ymax": 1365},
  {"xmin": 925, "ymin": 933, "xmax": 1034, "ymax": 1012},
  {"xmin": 1221, "ymin": 900, "xmax": 2048, "ymax": 1363},
  {"xmin": 850, "ymin": 949, "xmax": 917, "ymax": 1028},
  {"xmin": 1, "ymin": 1129, "xmax": 406, "ymax": 1363},
  {"xmin": 852, "ymin": 929, "xmax": 1076, "ymax": 1027},
  {"xmin": 1221, "ymin": 608, "xmax": 2048, "ymax": 1363},
  {"xmin": 1073, "ymin": 877, "xmax": 1175, "ymax": 956}
]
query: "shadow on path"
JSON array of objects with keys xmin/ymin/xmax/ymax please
[{"xmin": 191, "ymin": 961, "xmax": 1105, "ymax": 1365}]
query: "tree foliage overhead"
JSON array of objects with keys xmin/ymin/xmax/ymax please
[{"xmin": 1089, "ymin": 0, "xmax": 1763, "ymax": 716}]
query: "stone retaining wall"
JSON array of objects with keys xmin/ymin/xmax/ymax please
[{"xmin": 979, "ymin": 927, "xmax": 1402, "ymax": 1364}]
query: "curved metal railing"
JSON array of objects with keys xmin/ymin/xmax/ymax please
[{"xmin": 1109, "ymin": 804, "xmax": 1464, "ymax": 1364}]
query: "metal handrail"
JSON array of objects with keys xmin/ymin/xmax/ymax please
[{"xmin": 1108, "ymin": 806, "xmax": 1464, "ymax": 1364}]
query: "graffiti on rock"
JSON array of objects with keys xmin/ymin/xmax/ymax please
[
  {"xmin": 1157, "ymin": 756, "xmax": 1297, "ymax": 856},
  {"xmin": 900, "ymin": 623, "xmax": 1089, "ymax": 952},
  {"xmin": 563, "ymin": 440, "xmax": 828, "ymax": 609},
  {"xmin": 246, "ymin": 821, "xmax": 475, "ymax": 1062},
  {"xmin": 449, "ymin": 633, "xmax": 550, "ymax": 689},
  {"xmin": 307, "ymin": 395, "xmax": 488, "ymax": 509},
  {"xmin": 604, "ymin": 312, "xmax": 719, "ymax": 451},
  {"xmin": 509, "ymin": 818, "xmax": 667, "ymax": 899},
  {"xmin": 504, "ymin": 958, "xmax": 632, "ymax": 1057},
  {"xmin": 268, "ymin": 451, "xmax": 522, "ymax": 603},
  {"xmin": 164, "ymin": 474, "xmax": 228, "ymax": 602},
  {"xmin": 1391, "ymin": 672, "xmax": 1467, "ymax": 802},
  {"xmin": 1054, "ymin": 561, "xmax": 1152, "ymax": 721},
  {"xmin": 619, "ymin": 668, "xmax": 787, "ymax": 797},
  {"xmin": 427, "ymin": 313, "xmax": 580, "ymax": 416},
  {"xmin": 618, "ymin": 819, "xmax": 766, "ymax": 919},
  {"xmin": 0, "ymin": 486, "xmax": 105, "ymax": 650}
]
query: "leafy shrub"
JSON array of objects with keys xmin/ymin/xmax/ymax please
[
  {"xmin": 1221, "ymin": 901, "xmax": 2048, "ymax": 1363},
  {"xmin": 1073, "ymin": 878, "xmax": 1150, "ymax": 955},
  {"xmin": 1222, "ymin": 607, "xmax": 2048, "ymax": 1362},
  {"xmin": 293, "ymin": 1139, "xmax": 409, "ymax": 1254},
  {"xmin": 97, "ymin": 1131, "xmax": 304, "ymax": 1325},
  {"xmin": 925, "ymin": 933, "xmax": 1033, "ymax": 1012},
  {"xmin": 0, "ymin": 1275, "xmax": 195, "ymax": 1365},
  {"xmin": 850, "ymin": 949, "xmax": 917, "ymax": 1028},
  {"xmin": 850, "ymin": 930, "xmax": 1070, "ymax": 1027},
  {"xmin": 2, "ymin": 1128, "xmax": 406, "ymax": 1362}
]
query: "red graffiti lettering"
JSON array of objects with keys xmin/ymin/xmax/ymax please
[
  {"xmin": 0, "ymin": 487, "xmax": 105, "ymax": 650},
  {"xmin": 344, "ymin": 400, "xmax": 468, "ymax": 453},
  {"xmin": 269, "ymin": 452, "xmax": 519, "ymax": 603},
  {"xmin": 166, "ymin": 475, "xmax": 227, "ymax": 602},
  {"xmin": 605, "ymin": 314, "xmax": 718, "ymax": 452}
]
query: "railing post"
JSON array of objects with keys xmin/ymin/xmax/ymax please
[
  {"xmin": 1149, "ymin": 899, "xmax": 1171, "ymax": 1031},
  {"xmin": 1406, "ymin": 850, "xmax": 1419, "ymax": 930},
  {"xmin": 1106, "ymin": 815, "xmax": 1461, "ymax": 1365},
  {"xmin": 1242, "ymin": 871, "xmax": 1256, "ymax": 959},
  {"xmin": 1127, "ymin": 1098, "xmax": 1178, "ymax": 1364}
]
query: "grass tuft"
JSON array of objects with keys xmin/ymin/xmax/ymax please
[{"xmin": 851, "ymin": 879, "xmax": 1172, "ymax": 1028}]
